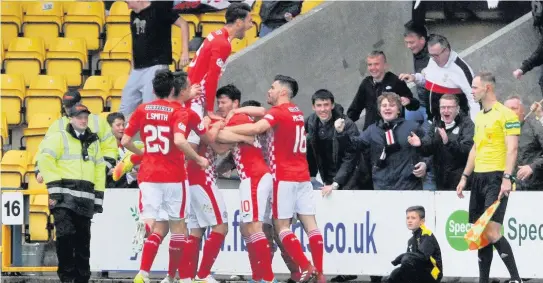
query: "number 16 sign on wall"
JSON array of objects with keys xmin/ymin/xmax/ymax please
[{"xmin": 2, "ymin": 192, "xmax": 24, "ymax": 225}]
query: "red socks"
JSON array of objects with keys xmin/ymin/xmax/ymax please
[
  {"xmin": 244, "ymin": 236, "xmax": 261, "ymax": 280},
  {"xmin": 279, "ymin": 230, "xmax": 310, "ymax": 270},
  {"xmin": 167, "ymin": 234, "xmax": 186, "ymax": 278},
  {"xmin": 178, "ymin": 235, "xmax": 200, "ymax": 279},
  {"xmin": 196, "ymin": 232, "xmax": 225, "ymax": 279},
  {"xmin": 140, "ymin": 233, "xmax": 163, "ymax": 272},
  {"xmin": 308, "ymin": 229, "xmax": 324, "ymax": 274},
  {"xmin": 251, "ymin": 232, "xmax": 274, "ymax": 281}
]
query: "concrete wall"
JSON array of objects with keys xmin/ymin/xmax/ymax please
[
  {"xmin": 219, "ymin": 1, "xmax": 413, "ymax": 116},
  {"xmin": 461, "ymin": 13, "xmax": 543, "ymax": 106}
]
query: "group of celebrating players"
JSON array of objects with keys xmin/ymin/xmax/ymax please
[{"xmin": 123, "ymin": 3, "xmax": 325, "ymax": 283}]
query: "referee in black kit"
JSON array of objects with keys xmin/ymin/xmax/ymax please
[{"xmin": 456, "ymin": 72, "xmax": 523, "ymax": 283}]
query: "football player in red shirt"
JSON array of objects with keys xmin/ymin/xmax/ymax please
[
  {"xmin": 186, "ymin": 2, "xmax": 253, "ymax": 146},
  {"xmin": 121, "ymin": 70, "xmax": 209, "ymax": 283},
  {"xmin": 225, "ymin": 75, "xmax": 325, "ymax": 283},
  {"xmin": 214, "ymin": 85, "xmax": 276, "ymax": 282}
]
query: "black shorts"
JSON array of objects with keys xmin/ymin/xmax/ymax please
[{"xmin": 468, "ymin": 171, "xmax": 509, "ymax": 224}]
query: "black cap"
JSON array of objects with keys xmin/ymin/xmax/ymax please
[
  {"xmin": 63, "ymin": 91, "xmax": 82, "ymax": 107},
  {"xmin": 68, "ymin": 104, "xmax": 91, "ymax": 117},
  {"xmin": 404, "ymin": 20, "xmax": 428, "ymax": 39}
]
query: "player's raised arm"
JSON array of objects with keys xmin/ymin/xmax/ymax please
[
  {"xmin": 227, "ymin": 106, "xmax": 267, "ymax": 120},
  {"xmin": 204, "ymin": 42, "xmax": 230, "ymax": 114},
  {"xmin": 225, "ymin": 118, "xmax": 271, "ymax": 136},
  {"xmin": 173, "ymin": 17, "xmax": 190, "ymax": 66}
]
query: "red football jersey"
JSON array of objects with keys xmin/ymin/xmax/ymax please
[
  {"xmin": 186, "ymin": 119, "xmax": 221, "ymax": 187},
  {"xmin": 227, "ymin": 113, "xmax": 270, "ymax": 180},
  {"xmin": 171, "ymin": 101, "xmax": 207, "ymax": 139},
  {"xmin": 187, "ymin": 27, "xmax": 232, "ymax": 113},
  {"xmin": 263, "ymin": 103, "xmax": 310, "ymax": 182},
  {"xmin": 124, "ymin": 99, "xmax": 188, "ymax": 183}
]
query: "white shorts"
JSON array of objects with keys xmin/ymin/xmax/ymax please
[
  {"xmin": 139, "ymin": 181, "xmax": 189, "ymax": 221},
  {"xmin": 272, "ymin": 180, "xmax": 316, "ymax": 220},
  {"xmin": 188, "ymin": 100, "xmax": 204, "ymax": 145},
  {"xmin": 187, "ymin": 183, "xmax": 228, "ymax": 229},
  {"xmin": 240, "ymin": 173, "xmax": 273, "ymax": 223},
  {"xmin": 155, "ymin": 180, "xmax": 191, "ymax": 222}
]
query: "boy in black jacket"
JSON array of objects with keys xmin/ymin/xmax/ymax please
[{"xmin": 388, "ymin": 206, "xmax": 443, "ymax": 283}]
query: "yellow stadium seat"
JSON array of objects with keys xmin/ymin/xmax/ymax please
[
  {"xmin": 79, "ymin": 76, "xmax": 112, "ymax": 113},
  {"xmin": 1, "ymin": 2, "xmax": 23, "ymax": 51},
  {"xmin": 63, "ymin": 2, "xmax": 105, "ymax": 51},
  {"xmin": 252, "ymin": 0, "xmax": 262, "ymax": 15},
  {"xmin": 199, "ymin": 13, "xmax": 226, "ymax": 38},
  {"xmin": 231, "ymin": 38, "xmax": 247, "ymax": 53},
  {"xmin": 29, "ymin": 194, "xmax": 53, "ymax": 242},
  {"xmin": 181, "ymin": 14, "xmax": 199, "ymax": 38},
  {"xmin": 247, "ymin": 36, "xmax": 259, "ymax": 46},
  {"xmin": 45, "ymin": 38, "xmax": 88, "ymax": 87},
  {"xmin": 22, "ymin": 2, "xmax": 64, "ymax": 49},
  {"xmin": 1, "ymin": 150, "xmax": 28, "ymax": 189},
  {"xmin": 246, "ymin": 24, "xmax": 258, "ymax": 40},
  {"xmin": 25, "ymin": 75, "xmax": 67, "ymax": 123},
  {"xmin": 105, "ymin": 1, "xmax": 130, "ymax": 42},
  {"xmin": 99, "ymin": 112, "xmax": 111, "ymax": 121},
  {"xmin": 98, "ymin": 37, "xmax": 132, "ymax": 82},
  {"xmin": 301, "ymin": 0, "xmax": 324, "ymax": 14},
  {"xmin": 108, "ymin": 75, "xmax": 128, "ymax": 112},
  {"xmin": 4, "ymin": 37, "xmax": 45, "ymax": 87},
  {"xmin": 22, "ymin": 112, "xmax": 59, "ymax": 160},
  {"xmin": 0, "ymin": 112, "xmax": 8, "ymax": 145},
  {"xmin": 0, "ymin": 74, "xmax": 26, "ymax": 126},
  {"xmin": 172, "ymin": 23, "xmax": 195, "ymax": 43}
]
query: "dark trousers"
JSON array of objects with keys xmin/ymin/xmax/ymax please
[
  {"xmin": 52, "ymin": 208, "xmax": 92, "ymax": 283},
  {"xmin": 388, "ymin": 253, "xmax": 439, "ymax": 283}
]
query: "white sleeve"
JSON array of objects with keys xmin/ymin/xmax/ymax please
[
  {"xmin": 414, "ymin": 72, "xmax": 426, "ymax": 86},
  {"xmin": 456, "ymin": 67, "xmax": 480, "ymax": 121}
]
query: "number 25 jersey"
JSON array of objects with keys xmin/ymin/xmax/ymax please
[
  {"xmin": 124, "ymin": 99, "xmax": 188, "ymax": 183},
  {"xmin": 263, "ymin": 103, "xmax": 310, "ymax": 182}
]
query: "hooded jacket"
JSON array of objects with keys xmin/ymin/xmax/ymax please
[{"xmin": 305, "ymin": 104, "xmax": 359, "ymax": 189}]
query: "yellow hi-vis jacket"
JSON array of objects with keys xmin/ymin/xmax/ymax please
[
  {"xmin": 41, "ymin": 114, "xmax": 118, "ymax": 166},
  {"xmin": 37, "ymin": 126, "xmax": 106, "ymax": 218}
]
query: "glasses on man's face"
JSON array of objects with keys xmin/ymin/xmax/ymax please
[{"xmin": 430, "ymin": 48, "xmax": 446, "ymax": 58}]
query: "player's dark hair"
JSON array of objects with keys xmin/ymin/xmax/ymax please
[
  {"xmin": 406, "ymin": 205, "xmax": 426, "ymax": 219},
  {"xmin": 216, "ymin": 84, "xmax": 241, "ymax": 102},
  {"xmin": 225, "ymin": 2, "xmax": 251, "ymax": 24},
  {"xmin": 274, "ymin": 74, "xmax": 299, "ymax": 98},
  {"xmin": 173, "ymin": 71, "xmax": 189, "ymax": 97},
  {"xmin": 153, "ymin": 69, "xmax": 174, "ymax": 98},
  {"xmin": 242, "ymin": 100, "xmax": 261, "ymax": 107},
  {"xmin": 106, "ymin": 112, "xmax": 125, "ymax": 126},
  {"xmin": 311, "ymin": 89, "xmax": 335, "ymax": 105}
]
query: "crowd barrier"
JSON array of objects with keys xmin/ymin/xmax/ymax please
[{"xmin": 87, "ymin": 189, "xmax": 543, "ymax": 278}]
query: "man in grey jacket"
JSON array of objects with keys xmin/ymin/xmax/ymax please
[
  {"xmin": 259, "ymin": 1, "xmax": 302, "ymax": 37},
  {"xmin": 504, "ymin": 96, "xmax": 543, "ymax": 191}
]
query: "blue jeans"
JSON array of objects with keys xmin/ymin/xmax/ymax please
[
  {"xmin": 423, "ymin": 170, "xmax": 436, "ymax": 191},
  {"xmin": 405, "ymin": 106, "xmax": 428, "ymax": 124},
  {"xmin": 259, "ymin": 23, "xmax": 277, "ymax": 37}
]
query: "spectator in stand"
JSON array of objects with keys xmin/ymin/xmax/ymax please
[
  {"xmin": 353, "ymin": 92, "xmax": 427, "ymax": 190},
  {"xmin": 347, "ymin": 50, "xmax": 420, "ymax": 131},
  {"xmin": 403, "ymin": 21, "xmax": 430, "ymax": 124},
  {"xmin": 399, "ymin": 34, "xmax": 480, "ymax": 121},
  {"xmin": 504, "ymin": 96, "xmax": 543, "ymax": 191},
  {"xmin": 119, "ymin": 0, "xmax": 190, "ymax": 117},
  {"xmin": 259, "ymin": 1, "xmax": 302, "ymax": 37},
  {"xmin": 306, "ymin": 89, "xmax": 360, "ymax": 196},
  {"xmin": 408, "ymin": 95, "xmax": 475, "ymax": 190},
  {"xmin": 106, "ymin": 112, "xmax": 139, "ymax": 188}
]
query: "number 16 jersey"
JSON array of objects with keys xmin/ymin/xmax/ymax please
[
  {"xmin": 262, "ymin": 102, "xmax": 310, "ymax": 182},
  {"xmin": 124, "ymin": 99, "xmax": 189, "ymax": 183}
]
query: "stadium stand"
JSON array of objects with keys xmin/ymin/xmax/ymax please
[
  {"xmin": 29, "ymin": 193, "xmax": 54, "ymax": 242},
  {"xmin": 21, "ymin": 112, "xmax": 59, "ymax": 169},
  {"xmin": 79, "ymin": 75, "xmax": 112, "ymax": 113},
  {"xmin": 24, "ymin": 75, "xmax": 67, "ymax": 123},
  {"xmin": 108, "ymin": 74, "xmax": 128, "ymax": 112},
  {"xmin": 4, "ymin": 37, "xmax": 46, "ymax": 87},
  {"xmin": 97, "ymin": 36, "xmax": 132, "ymax": 82},
  {"xmin": 45, "ymin": 37, "xmax": 88, "ymax": 87},
  {"xmin": 1, "ymin": 74, "xmax": 26, "ymax": 126},
  {"xmin": 1, "ymin": 149, "xmax": 28, "ymax": 189},
  {"xmin": 105, "ymin": 1, "xmax": 130, "ymax": 42},
  {"xmin": 22, "ymin": 1, "xmax": 64, "ymax": 49},
  {"xmin": 1, "ymin": 1, "xmax": 22, "ymax": 51},
  {"xmin": 63, "ymin": 1, "xmax": 105, "ymax": 51}
]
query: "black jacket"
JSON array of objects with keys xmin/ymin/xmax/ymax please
[
  {"xmin": 305, "ymin": 104, "xmax": 360, "ymax": 189},
  {"xmin": 347, "ymin": 72, "xmax": 420, "ymax": 130},
  {"xmin": 413, "ymin": 46, "xmax": 431, "ymax": 108},
  {"xmin": 516, "ymin": 117, "xmax": 543, "ymax": 190},
  {"xmin": 520, "ymin": 38, "xmax": 543, "ymax": 74},
  {"xmin": 354, "ymin": 118, "xmax": 425, "ymax": 190},
  {"xmin": 419, "ymin": 114, "xmax": 474, "ymax": 190},
  {"xmin": 259, "ymin": 1, "xmax": 302, "ymax": 28},
  {"xmin": 392, "ymin": 225, "xmax": 443, "ymax": 282}
]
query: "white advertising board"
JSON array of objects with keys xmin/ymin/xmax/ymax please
[{"xmin": 89, "ymin": 189, "xmax": 543, "ymax": 278}]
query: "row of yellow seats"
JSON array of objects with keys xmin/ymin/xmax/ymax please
[
  {"xmin": 0, "ymin": 74, "xmax": 128, "ymax": 126},
  {"xmin": 1, "ymin": 1, "xmax": 108, "ymax": 51},
  {"xmin": 2, "ymin": 37, "xmax": 88, "ymax": 87}
]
